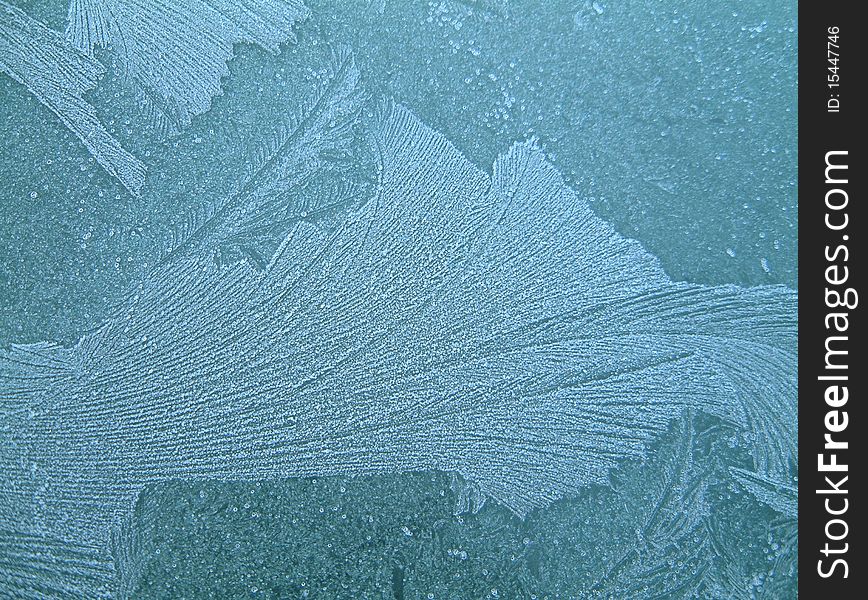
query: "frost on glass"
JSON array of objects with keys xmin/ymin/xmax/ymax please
[
  {"xmin": 66, "ymin": 0, "xmax": 310, "ymax": 134},
  {"xmin": 730, "ymin": 465, "xmax": 798, "ymax": 518},
  {"xmin": 1, "ymin": 0, "xmax": 308, "ymax": 199},
  {"xmin": 159, "ymin": 48, "xmax": 368, "ymax": 268},
  {"xmin": 0, "ymin": 0, "xmax": 145, "ymax": 195},
  {"xmin": 1, "ymin": 91, "xmax": 794, "ymax": 596},
  {"xmin": 314, "ymin": 0, "xmax": 798, "ymax": 287},
  {"xmin": 2, "ymin": 2, "xmax": 797, "ymax": 597}
]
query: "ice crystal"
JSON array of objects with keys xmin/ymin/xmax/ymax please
[
  {"xmin": 0, "ymin": 1, "xmax": 145, "ymax": 195},
  {"xmin": 66, "ymin": 0, "xmax": 310, "ymax": 133},
  {"xmin": 1, "ymin": 101, "xmax": 795, "ymax": 596}
]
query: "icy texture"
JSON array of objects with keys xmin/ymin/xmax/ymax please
[
  {"xmin": 2, "ymin": 97, "xmax": 794, "ymax": 595},
  {"xmin": 160, "ymin": 48, "xmax": 368, "ymax": 267},
  {"xmin": 588, "ymin": 418, "xmax": 713, "ymax": 597},
  {"xmin": 730, "ymin": 466, "xmax": 797, "ymax": 518},
  {"xmin": 0, "ymin": 35, "xmax": 362, "ymax": 346},
  {"xmin": 126, "ymin": 419, "xmax": 796, "ymax": 598},
  {"xmin": 1, "ymin": 2, "xmax": 798, "ymax": 596},
  {"xmin": 0, "ymin": 1, "xmax": 145, "ymax": 195},
  {"xmin": 315, "ymin": 0, "xmax": 798, "ymax": 287},
  {"xmin": 66, "ymin": 0, "xmax": 310, "ymax": 133}
]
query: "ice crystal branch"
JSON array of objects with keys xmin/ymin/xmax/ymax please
[{"xmin": 0, "ymin": 1, "xmax": 146, "ymax": 195}]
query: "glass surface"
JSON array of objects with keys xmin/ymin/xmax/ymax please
[{"xmin": 1, "ymin": 1, "xmax": 797, "ymax": 597}]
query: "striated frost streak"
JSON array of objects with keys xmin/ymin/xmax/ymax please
[
  {"xmin": 589, "ymin": 417, "xmax": 713, "ymax": 598},
  {"xmin": 0, "ymin": 1, "xmax": 145, "ymax": 195},
  {"xmin": 730, "ymin": 466, "xmax": 797, "ymax": 518},
  {"xmin": 1, "ymin": 104, "xmax": 795, "ymax": 597},
  {"xmin": 66, "ymin": 0, "xmax": 310, "ymax": 133},
  {"xmin": 161, "ymin": 48, "xmax": 368, "ymax": 268}
]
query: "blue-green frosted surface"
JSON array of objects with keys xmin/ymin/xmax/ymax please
[{"xmin": 1, "ymin": 0, "xmax": 796, "ymax": 598}]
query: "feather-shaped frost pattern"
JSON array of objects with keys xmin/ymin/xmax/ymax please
[
  {"xmin": 66, "ymin": 0, "xmax": 311, "ymax": 133},
  {"xmin": 590, "ymin": 418, "xmax": 714, "ymax": 598},
  {"xmin": 1, "ymin": 104, "xmax": 796, "ymax": 596},
  {"xmin": 0, "ymin": 1, "xmax": 146, "ymax": 195},
  {"xmin": 162, "ymin": 48, "xmax": 369, "ymax": 267}
]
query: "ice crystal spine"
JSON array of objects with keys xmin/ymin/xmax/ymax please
[{"xmin": 0, "ymin": 0, "xmax": 145, "ymax": 195}]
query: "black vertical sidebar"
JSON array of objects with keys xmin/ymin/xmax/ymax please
[{"xmin": 799, "ymin": 1, "xmax": 864, "ymax": 596}]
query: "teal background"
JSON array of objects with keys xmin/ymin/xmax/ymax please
[{"xmin": 1, "ymin": 1, "xmax": 797, "ymax": 597}]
